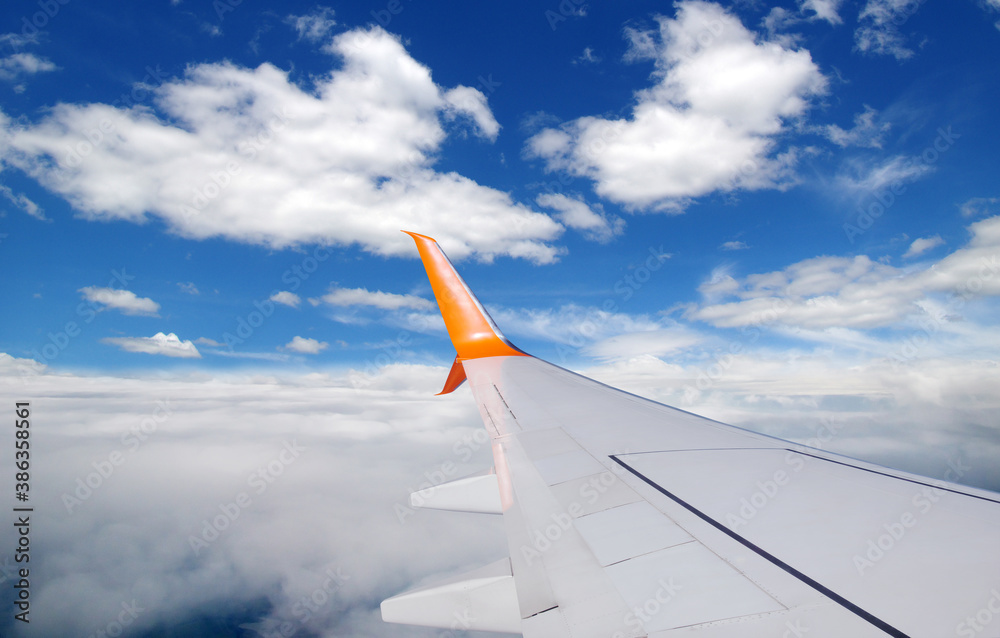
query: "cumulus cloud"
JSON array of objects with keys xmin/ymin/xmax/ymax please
[
  {"xmin": 101, "ymin": 332, "xmax": 202, "ymax": 358},
  {"xmin": 536, "ymin": 193, "xmax": 624, "ymax": 243},
  {"xmin": 903, "ymin": 235, "xmax": 944, "ymax": 258},
  {"xmin": 177, "ymin": 282, "xmax": 200, "ymax": 295},
  {"xmin": 0, "ymin": 27, "xmax": 563, "ymax": 263},
  {"xmin": 320, "ymin": 287, "xmax": 435, "ymax": 311},
  {"xmin": 79, "ymin": 286, "xmax": 161, "ymax": 316},
  {"xmin": 526, "ymin": 1, "xmax": 827, "ymax": 211},
  {"xmin": 269, "ymin": 291, "xmax": 301, "ymax": 308},
  {"xmin": 284, "ymin": 336, "xmax": 329, "ymax": 354}
]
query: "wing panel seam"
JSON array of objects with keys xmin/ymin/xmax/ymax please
[{"xmin": 609, "ymin": 454, "xmax": 911, "ymax": 638}]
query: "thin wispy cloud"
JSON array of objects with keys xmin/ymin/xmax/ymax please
[
  {"xmin": 101, "ymin": 332, "xmax": 201, "ymax": 358},
  {"xmin": 320, "ymin": 287, "xmax": 435, "ymax": 311},
  {"xmin": 79, "ymin": 287, "xmax": 161, "ymax": 316}
]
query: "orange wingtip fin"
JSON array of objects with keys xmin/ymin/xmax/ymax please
[
  {"xmin": 436, "ymin": 356, "xmax": 468, "ymax": 395},
  {"xmin": 403, "ymin": 231, "xmax": 528, "ymax": 361}
]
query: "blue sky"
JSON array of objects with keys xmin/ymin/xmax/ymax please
[
  {"xmin": 2, "ymin": 1, "xmax": 1000, "ymax": 636},
  {"xmin": 2, "ymin": 0, "xmax": 999, "ymax": 375}
]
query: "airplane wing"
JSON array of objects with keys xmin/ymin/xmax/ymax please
[{"xmin": 381, "ymin": 232, "xmax": 1000, "ymax": 638}]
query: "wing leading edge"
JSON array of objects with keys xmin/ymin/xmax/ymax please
[{"xmin": 381, "ymin": 232, "xmax": 1000, "ymax": 638}]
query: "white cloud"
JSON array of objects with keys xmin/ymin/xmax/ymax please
[
  {"xmin": 855, "ymin": 0, "xmax": 921, "ymax": 60},
  {"xmin": 284, "ymin": 336, "xmax": 329, "ymax": 354},
  {"xmin": 0, "ymin": 52, "xmax": 56, "ymax": 82},
  {"xmin": 623, "ymin": 24, "xmax": 659, "ymax": 62},
  {"xmin": 208, "ymin": 349, "xmax": 291, "ymax": 362},
  {"xmin": 284, "ymin": 7, "xmax": 337, "ymax": 42},
  {"xmin": 798, "ymin": 0, "xmax": 844, "ymax": 24},
  {"xmin": 442, "ymin": 86, "xmax": 500, "ymax": 140},
  {"xmin": 536, "ymin": 193, "xmax": 624, "ymax": 243},
  {"xmin": 490, "ymin": 304, "xmax": 661, "ymax": 347},
  {"xmin": 720, "ymin": 240, "xmax": 749, "ymax": 251},
  {"xmin": 960, "ymin": 197, "xmax": 1000, "ymax": 218},
  {"xmin": 823, "ymin": 105, "xmax": 890, "ymax": 148},
  {"xmin": 2, "ymin": 339, "xmax": 998, "ymax": 635},
  {"xmin": 101, "ymin": 332, "xmax": 202, "ymax": 358},
  {"xmin": 269, "ymin": 291, "xmax": 301, "ymax": 308},
  {"xmin": 836, "ymin": 155, "xmax": 932, "ymax": 195},
  {"xmin": 574, "ymin": 47, "xmax": 602, "ymax": 64},
  {"xmin": 79, "ymin": 286, "xmax": 161, "ymax": 316},
  {"xmin": 0, "ymin": 27, "xmax": 563, "ymax": 264},
  {"xmin": 691, "ymin": 254, "xmax": 917, "ymax": 329},
  {"xmin": 320, "ymin": 287, "xmax": 435, "ymax": 311},
  {"xmin": 584, "ymin": 326, "xmax": 706, "ymax": 360},
  {"xmin": 903, "ymin": 235, "xmax": 944, "ymax": 258},
  {"xmin": 526, "ymin": 1, "xmax": 827, "ymax": 211},
  {"xmin": 691, "ymin": 215, "xmax": 1000, "ymax": 331},
  {"xmin": 177, "ymin": 281, "xmax": 200, "ymax": 295},
  {"xmin": 0, "ymin": 362, "xmax": 504, "ymax": 636}
]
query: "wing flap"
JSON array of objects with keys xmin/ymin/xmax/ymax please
[
  {"xmin": 380, "ymin": 558, "xmax": 521, "ymax": 633},
  {"xmin": 410, "ymin": 472, "xmax": 503, "ymax": 515}
]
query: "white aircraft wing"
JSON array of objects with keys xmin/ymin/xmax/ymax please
[{"xmin": 381, "ymin": 232, "xmax": 1000, "ymax": 638}]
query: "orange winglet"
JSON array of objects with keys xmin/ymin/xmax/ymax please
[
  {"xmin": 403, "ymin": 231, "xmax": 528, "ymax": 367},
  {"xmin": 437, "ymin": 356, "xmax": 468, "ymax": 395}
]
